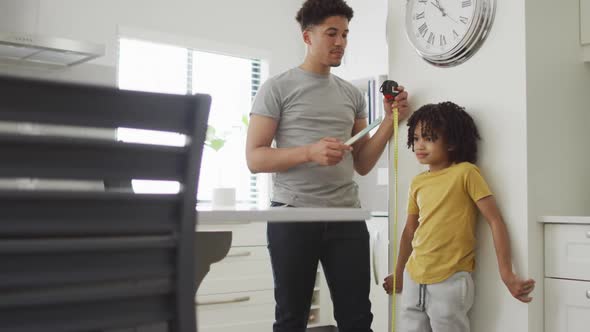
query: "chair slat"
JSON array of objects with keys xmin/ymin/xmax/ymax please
[
  {"xmin": 0, "ymin": 296, "xmax": 173, "ymax": 332},
  {"xmin": 0, "ymin": 76, "xmax": 197, "ymax": 134},
  {"xmin": 0, "ymin": 249, "xmax": 174, "ymax": 288},
  {"xmin": 0, "ymin": 278, "xmax": 172, "ymax": 307},
  {"xmin": 0, "ymin": 235, "xmax": 176, "ymax": 253},
  {"xmin": 0, "ymin": 138, "xmax": 187, "ymax": 181}
]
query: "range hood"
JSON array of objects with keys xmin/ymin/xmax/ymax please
[{"xmin": 0, "ymin": 33, "xmax": 105, "ymax": 67}]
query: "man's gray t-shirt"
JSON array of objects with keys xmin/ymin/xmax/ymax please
[{"xmin": 251, "ymin": 67, "xmax": 367, "ymax": 208}]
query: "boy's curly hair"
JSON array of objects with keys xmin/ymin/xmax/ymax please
[
  {"xmin": 296, "ymin": 0, "xmax": 354, "ymax": 31},
  {"xmin": 407, "ymin": 101, "xmax": 481, "ymax": 164}
]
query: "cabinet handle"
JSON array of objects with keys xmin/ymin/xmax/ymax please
[
  {"xmin": 372, "ymin": 231, "xmax": 379, "ymax": 285},
  {"xmin": 227, "ymin": 251, "xmax": 252, "ymax": 258},
  {"xmin": 197, "ymin": 296, "xmax": 251, "ymax": 306},
  {"xmin": 586, "ymin": 231, "xmax": 590, "ymax": 239},
  {"xmin": 587, "ymin": 291, "xmax": 590, "ymax": 299}
]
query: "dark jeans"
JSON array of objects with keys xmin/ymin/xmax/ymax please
[{"xmin": 267, "ymin": 202, "xmax": 373, "ymax": 332}]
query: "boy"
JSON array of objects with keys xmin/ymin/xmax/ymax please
[{"xmin": 383, "ymin": 102, "xmax": 535, "ymax": 332}]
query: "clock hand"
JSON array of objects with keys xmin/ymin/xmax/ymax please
[
  {"xmin": 445, "ymin": 13, "xmax": 458, "ymax": 24},
  {"xmin": 436, "ymin": 0, "xmax": 459, "ymax": 23},
  {"xmin": 436, "ymin": 0, "xmax": 452, "ymax": 17},
  {"xmin": 430, "ymin": 1, "xmax": 446, "ymax": 16}
]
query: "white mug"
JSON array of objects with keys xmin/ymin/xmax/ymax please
[{"xmin": 212, "ymin": 187, "xmax": 236, "ymax": 208}]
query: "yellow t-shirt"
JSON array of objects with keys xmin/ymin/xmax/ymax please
[{"xmin": 406, "ymin": 162, "xmax": 492, "ymax": 284}]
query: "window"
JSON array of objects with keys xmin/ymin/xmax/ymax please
[{"xmin": 118, "ymin": 37, "xmax": 267, "ymax": 205}]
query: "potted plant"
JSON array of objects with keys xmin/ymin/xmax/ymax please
[
  {"xmin": 205, "ymin": 125, "xmax": 226, "ymax": 152},
  {"xmin": 204, "ymin": 115, "xmax": 249, "ymax": 208}
]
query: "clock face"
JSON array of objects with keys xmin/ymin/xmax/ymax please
[{"xmin": 405, "ymin": 0, "xmax": 496, "ymax": 66}]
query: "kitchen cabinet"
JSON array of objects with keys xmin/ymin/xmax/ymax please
[
  {"xmin": 540, "ymin": 216, "xmax": 590, "ymax": 332},
  {"xmin": 195, "ymin": 207, "xmax": 371, "ymax": 331}
]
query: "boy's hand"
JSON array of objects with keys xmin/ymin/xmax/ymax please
[
  {"xmin": 382, "ymin": 271, "xmax": 403, "ymax": 295},
  {"xmin": 382, "ymin": 275, "xmax": 393, "ymax": 294},
  {"xmin": 503, "ymin": 273, "xmax": 536, "ymax": 303}
]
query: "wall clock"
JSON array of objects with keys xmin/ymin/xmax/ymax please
[{"xmin": 405, "ymin": 0, "xmax": 496, "ymax": 67}]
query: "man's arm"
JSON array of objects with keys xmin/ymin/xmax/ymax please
[
  {"xmin": 351, "ymin": 87, "xmax": 409, "ymax": 175},
  {"xmin": 477, "ymin": 195, "xmax": 536, "ymax": 303},
  {"xmin": 245, "ymin": 114, "xmax": 351, "ymax": 173}
]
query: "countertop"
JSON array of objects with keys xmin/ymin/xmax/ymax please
[
  {"xmin": 538, "ymin": 216, "xmax": 590, "ymax": 224},
  {"xmin": 196, "ymin": 205, "xmax": 371, "ymax": 225}
]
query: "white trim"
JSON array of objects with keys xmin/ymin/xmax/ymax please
[
  {"xmin": 196, "ymin": 207, "xmax": 371, "ymax": 225},
  {"xmin": 116, "ymin": 25, "xmax": 271, "ymax": 62}
]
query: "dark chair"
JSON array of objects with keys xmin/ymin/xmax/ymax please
[{"xmin": 0, "ymin": 76, "xmax": 211, "ymax": 332}]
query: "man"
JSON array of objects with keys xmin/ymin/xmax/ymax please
[{"xmin": 246, "ymin": 0, "xmax": 409, "ymax": 331}]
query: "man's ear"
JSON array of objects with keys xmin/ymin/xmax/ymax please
[{"xmin": 302, "ymin": 29, "xmax": 312, "ymax": 46}]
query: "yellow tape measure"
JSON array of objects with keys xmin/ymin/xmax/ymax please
[
  {"xmin": 380, "ymin": 79, "xmax": 401, "ymax": 332},
  {"xmin": 390, "ymin": 106, "xmax": 399, "ymax": 332},
  {"xmin": 380, "ymin": 79, "xmax": 400, "ymax": 332}
]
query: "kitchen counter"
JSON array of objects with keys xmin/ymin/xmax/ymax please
[
  {"xmin": 194, "ymin": 205, "xmax": 372, "ymax": 292},
  {"xmin": 538, "ymin": 216, "xmax": 590, "ymax": 224},
  {"xmin": 196, "ymin": 205, "xmax": 371, "ymax": 225}
]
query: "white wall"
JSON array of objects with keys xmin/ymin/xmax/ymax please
[
  {"xmin": 340, "ymin": 1, "xmax": 537, "ymax": 331},
  {"xmin": 387, "ymin": 0, "xmax": 530, "ymax": 331},
  {"xmin": 0, "ymin": 0, "xmax": 304, "ymax": 86},
  {"xmin": 526, "ymin": 0, "xmax": 590, "ymax": 330},
  {"xmin": 331, "ymin": 0, "xmax": 389, "ymax": 81}
]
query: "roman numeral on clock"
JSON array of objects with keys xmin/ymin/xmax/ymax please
[
  {"xmin": 462, "ymin": 0, "xmax": 472, "ymax": 7},
  {"xmin": 418, "ymin": 23, "xmax": 428, "ymax": 36},
  {"xmin": 427, "ymin": 32, "xmax": 435, "ymax": 45}
]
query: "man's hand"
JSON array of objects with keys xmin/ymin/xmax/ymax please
[
  {"xmin": 306, "ymin": 137, "xmax": 352, "ymax": 166},
  {"xmin": 502, "ymin": 272, "xmax": 536, "ymax": 303},
  {"xmin": 383, "ymin": 85, "xmax": 410, "ymax": 122}
]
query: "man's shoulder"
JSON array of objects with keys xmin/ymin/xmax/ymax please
[
  {"xmin": 266, "ymin": 69, "xmax": 292, "ymax": 84},
  {"xmin": 264, "ymin": 68, "xmax": 307, "ymax": 88},
  {"xmin": 331, "ymin": 74, "xmax": 362, "ymax": 93},
  {"xmin": 256, "ymin": 69, "xmax": 299, "ymax": 97}
]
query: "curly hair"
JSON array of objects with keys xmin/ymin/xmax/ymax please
[
  {"xmin": 406, "ymin": 101, "xmax": 481, "ymax": 164},
  {"xmin": 295, "ymin": 0, "xmax": 354, "ymax": 31}
]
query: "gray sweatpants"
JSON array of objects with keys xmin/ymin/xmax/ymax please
[{"xmin": 400, "ymin": 270, "xmax": 475, "ymax": 332}]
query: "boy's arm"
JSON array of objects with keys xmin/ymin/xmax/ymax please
[
  {"xmin": 383, "ymin": 214, "xmax": 418, "ymax": 294},
  {"xmin": 396, "ymin": 214, "xmax": 419, "ymax": 277},
  {"xmin": 476, "ymin": 195, "xmax": 536, "ymax": 303}
]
